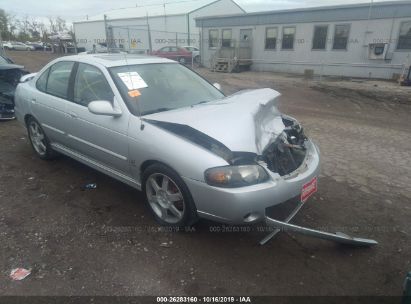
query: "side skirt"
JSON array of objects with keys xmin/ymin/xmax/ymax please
[{"xmin": 51, "ymin": 143, "xmax": 141, "ymax": 191}]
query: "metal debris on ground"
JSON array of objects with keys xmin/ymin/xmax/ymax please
[
  {"xmin": 83, "ymin": 183, "xmax": 97, "ymax": 190},
  {"xmin": 10, "ymin": 268, "xmax": 31, "ymax": 281}
]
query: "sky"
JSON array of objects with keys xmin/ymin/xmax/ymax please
[{"xmin": 0, "ymin": 0, "xmax": 405, "ymax": 23}]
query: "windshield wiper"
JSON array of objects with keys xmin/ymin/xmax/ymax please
[
  {"xmin": 141, "ymin": 108, "xmax": 173, "ymax": 115},
  {"xmin": 191, "ymin": 100, "xmax": 212, "ymax": 107}
]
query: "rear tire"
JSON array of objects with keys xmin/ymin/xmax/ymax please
[
  {"xmin": 142, "ymin": 163, "xmax": 198, "ymax": 227},
  {"xmin": 27, "ymin": 117, "xmax": 57, "ymax": 160}
]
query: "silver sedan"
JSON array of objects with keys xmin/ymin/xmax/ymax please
[{"xmin": 15, "ymin": 54, "xmax": 321, "ymax": 228}]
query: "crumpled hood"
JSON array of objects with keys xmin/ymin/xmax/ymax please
[{"xmin": 144, "ymin": 88, "xmax": 286, "ymax": 154}]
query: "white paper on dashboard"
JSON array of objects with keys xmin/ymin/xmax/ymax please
[{"xmin": 117, "ymin": 72, "xmax": 148, "ymax": 90}]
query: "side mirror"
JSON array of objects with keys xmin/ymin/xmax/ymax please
[
  {"xmin": 213, "ymin": 83, "xmax": 222, "ymax": 90},
  {"xmin": 20, "ymin": 73, "xmax": 37, "ymax": 83},
  {"xmin": 88, "ymin": 100, "xmax": 122, "ymax": 117}
]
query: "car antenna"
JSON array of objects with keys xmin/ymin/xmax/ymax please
[{"xmin": 119, "ymin": 35, "xmax": 145, "ymax": 131}]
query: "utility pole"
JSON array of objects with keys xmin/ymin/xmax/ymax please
[
  {"xmin": 146, "ymin": 13, "xmax": 152, "ymax": 53},
  {"xmin": 0, "ymin": 31, "xmax": 4, "ymax": 56},
  {"xmin": 104, "ymin": 14, "xmax": 109, "ymax": 52}
]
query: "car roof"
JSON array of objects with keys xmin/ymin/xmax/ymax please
[{"xmin": 58, "ymin": 53, "xmax": 176, "ymax": 68}]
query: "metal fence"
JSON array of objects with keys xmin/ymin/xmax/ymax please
[{"xmin": 105, "ymin": 23, "xmax": 200, "ymax": 54}]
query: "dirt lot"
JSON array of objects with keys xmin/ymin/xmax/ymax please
[{"xmin": 1, "ymin": 50, "xmax": 410, "ymax": 296}]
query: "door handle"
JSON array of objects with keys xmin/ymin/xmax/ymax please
[
  {"xmin": 30, "ymin": 98, "xmax": 36, "ymax": 104},
  {"xmin": 68, "ymin": 112, "xmax": 78, "ymax": 119}
]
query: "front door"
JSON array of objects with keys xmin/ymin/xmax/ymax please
[
  {"xmin": 64, "ymin": 62, "xmax": 130, "ymax": 174},
  {"xmin": 239, "ymin": 29, "xmax": 253, "ymax": 48}
]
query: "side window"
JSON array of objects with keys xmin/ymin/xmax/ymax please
[
  {"xmin": 74, "ymin": 63, "xmax": 114, "ymax": 107},
  {"xmin": 46, "ymin": 61, "xmax": 74, "ymax": 99},
  {"xmin": 36, "ymin": 68, "xmax": 50, "ymax": 92}
]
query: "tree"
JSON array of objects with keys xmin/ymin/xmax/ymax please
[
  {"xmin": 56, "ymin": 17, "xmax": 67, "ymax": 32},
  {"xmin": 27, "ymin": 17, "xmax": 40, "ymax": 40},
  {"xmin": 0, "ymin": 9, "xmax": 10, "ymax": 40}
]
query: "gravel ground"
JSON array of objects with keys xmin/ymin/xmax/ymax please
[{"xmin": 0, "ymin": 51, "xmax": 410, "ymax": 296}]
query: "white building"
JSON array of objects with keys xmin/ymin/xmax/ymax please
[
  {"xmin": 196, "ymin": 1, "xmax": 411, "ymax": 79},
  {"xmin": 73, "ymin": 0, "xmax": 245, "ymax": 53}
]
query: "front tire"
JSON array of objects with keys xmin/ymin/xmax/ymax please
[
  {"xmin": 27, "ymin": 117, "xmax": 56, "ymax": 160},
  {"xmin": 142, "ymin": 163, "xmax": 198, "ymax": 227}
]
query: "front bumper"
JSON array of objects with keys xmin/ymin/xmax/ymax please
[
  {"xmin": 0, "ymin": 103, "xmax": 15, "ymax": 120},
  {"xmin": 183, "ymin": 140, "xmax": 320, "ymax": 224}
]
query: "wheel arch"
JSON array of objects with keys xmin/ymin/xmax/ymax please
[
  {"xmin": 24, "ymin": 114, "xmax": 36, "ymax": 127},
  {"xmin": 140, "ymin": 159, "xmax": 199, "ymax": 225},
  {"xmin": 140, "ymin": 159, "xmax": 183, "ymax": 182}
]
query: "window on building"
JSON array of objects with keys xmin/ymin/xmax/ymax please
[
  {"xmin": 397, "ymin": 21, "xmax": 411, "ymax": 50},
  {"xmin": 222, "ymin": 29, "xmax": 232, "ymax": 47},
  {"xmin": 265, "ymin": 27, "xmax": 278, "ymax": 50},
  {"xmin": 209, "ymin": 29, "xmax": 218, "ymax": 48},
  {"xmin": 333, "ymin": 24, "xmax": 350, "ymax": 50},
  {"xmin": 312, "ymin": 25, "xmax": 328, "ymax": 50},
  {"xmin": 282, "ymin": 27, "xmax": 296, "ymax": 50}
]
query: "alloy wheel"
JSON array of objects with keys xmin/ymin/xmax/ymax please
[
  {"xmin": 146, "ymin": 173, "xmax": 185, "ymax": 224},
  {"xmin": 29, "ymin": 121, "xmax": 47, "ymax": 156}
]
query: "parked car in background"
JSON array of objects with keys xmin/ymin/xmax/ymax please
[
  {"xmin": 25, "ymin": 42, "xmax": 44, "ymax": 51},
  {"xmin": 42, "ymin": 43, "xmax": 52, "ymax": 51},
  {"xmin": 2, "ymin": 41, "xmax": 34, "ymax": 51},
  {"xmin": 182, "ymin": 46, "xmax": 200, "ymax": 63},
  {"xmin": 151, "ymin": 46, "xmax": 192, "ymax": 64},
  {"xmin": 2, "ymin": 41, "xmax": 13, "ymax": 50},
  {"xmin": 14, "ymin": 54, "xmax": 320, "ymax": 228},
  {"xmin": 0, "ymin": 57, "xmax": 29, "ymax": 120}
]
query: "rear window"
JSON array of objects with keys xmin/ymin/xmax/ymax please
[{"xmin": 46, "ymin": 61, "xmax": 74, "ymax": 99}]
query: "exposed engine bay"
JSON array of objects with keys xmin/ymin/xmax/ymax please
[
  {"xmin": 262, "ymin": 116, "xmax": 307, "ymax": 176},
  {"xmin": 145, "ymin": 115, "xmax": 307, "ymax": 177}
]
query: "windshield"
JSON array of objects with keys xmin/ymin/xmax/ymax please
[{"xmin": 109, "ymin": 63, "xmax": 224, "ymax": 116}]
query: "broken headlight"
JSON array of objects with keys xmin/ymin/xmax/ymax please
[{"xmin": 205, "ymin": 165, "xmax": 269, "ymax": 188}]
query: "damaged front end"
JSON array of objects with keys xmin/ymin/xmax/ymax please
[
  {"xmin": 262, "ymin": 115, "xmax": 307, "ymax": 177},
  {"xmin": 143, "ymin": 88, "xmax": 377, "ymax": 247},
  {"xmin": 0, "ymin": 65, "xmax": 29, "ymax": 121}
]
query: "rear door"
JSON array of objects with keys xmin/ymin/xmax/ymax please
[
  {"xmin": 31, "ymin": 61, "xmax": 75, "ymax": 145},
  {"xmin": 64, "ymin": 62, "xmax": 130, "ymax": 173}
]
